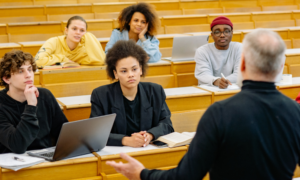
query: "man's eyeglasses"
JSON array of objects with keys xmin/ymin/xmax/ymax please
[{"xmin": 213, "ymin": 29, "xmax": 231, "ymax": 37}]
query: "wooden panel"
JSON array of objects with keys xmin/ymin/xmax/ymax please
[
  {"xmin": 179, "ymin": 1, "xmax": 220, "ymax": 9},
  {"xmin": 259, "ymin": 0, "xmax": 295, "ymax": 6},
  {"xmin": 213, "ymin": 91, "xmax": 240, "ymax": 102},
  {"xmin": 289, "ymin": 64, "xmax": 300, "ymax": 77},
  {"xmin": 34, "ymin": 72, "xmax": 40, "ymax": 85},
  {"xmin": 177, "ymin": 73, "xmax": 198, "ymax": 87},
  {"xmin": 0, "ymin": 24, "xmax": 7, "ymax": 35},
  {"xmin": 100, "ymin": 147, "xmax": 187, "ymax": 176},
  {"xmin": 45, "ymin": 4, "xmax": 93, "ymax": 15},
  {"xmin": 93, "ymin": 3, "xmax": 136, "ymax": 13},
  {"xmin": 208, "ymin": 13, "xmax": 252, "ymax": 23},
  {"xmin": 289, "ymin": 28, "xmax": 300, "ymax": 38},
  {"xmin": 64, "ymin": 107, "xmax": 91, "ymax": 122},
  {"xmin": 278, "ymin": 86, "xmax": 300, "ymax": 99},
  {"xmin": 254, "ymin": 20, "xmax": 295, "ymax": 28},
  {"xmin": 161, "ymin": 15, "xmax": 208, "ymax": 26},
  {"xmin": 224, "ymin": 6, "xmax": 261, "ymax": 13},
  {"xmin": 147, "ymin": 64, "xmax": 172, "ymax": 76},
  {"xmin": 157, "ymin": 10, "xmax": 183, "ymax": 16},
  {"xmin": 95, "ymin": 12, "xmax": 119, "ymax": 19},
  {"xmin": 220, "ymin": 0, "xmax": 258, "ymax": 7},
  {"xmin": 48, "ymin": 13, "xmax": 95, "ymax": 21},
  {"xmin": 160, "ymin": 47, "xmax": 172, "ymax": 57},
  {"xmin": 286, "ymin": 54, "xmax": 300, "ymax": 65},
  {"xmin": 284, "ymin": 39, "xmax": 292, "ymax": 49},
  {"xmin": 78, "ymin": 0, "xmax": 118, "ymax": 3},
  {"xmin": 252, "ymin": 11, "xmax": 293, "ymax": 21},
  {"xmin": 173, "ymin": 61, "xmax": 195, "ymax": 73},
  {"xmin": 149, "ymin": 2, "xmax": 180, "ymax": 11},
  {"xmin": 0, "ymin": 44, "xmax": 22, "ymax": 58},
  {"xmin": 0, "ymin": 0, "xmax": 33, "ymax": 6},
  {"xmin": 292, "ymin": 38, "xmax": 300, "ymax": 48},
  {"xmin": 171, "ymin": 109, "xmax": 206, "ymax": 132},
  {"xmin": 34, "ymin": 0, "xmax": 77, "ymax": 5},
  {"xmin": 21, "ymin": 44, "xmax": 43, "ymax": 56},
  {"xmin": 40, "ymin": 66, "xmax": 108, "ymax": 84},
  {"xmin": 141, "ymin": 74, "xmax": 176, "ymax": 88},
  {"xmin": 10, "ymin": 33, "xmax": 63, "ymax": 42},
  {"xmin": 8, "ymin": 22, "xmax": 62, "ymax": 35},
  {"xmin": 165, "ymin": 24, "xmax": 210, "ymax": 34},
  {"xmin": 183, "ymin": 8, "xmax": 223, "ymax": 15},
  {"xmin": 1, "ymin": 157, "xmax": 98, "ymax": 180},
  {"xmin": 0, "ymin": 6, "xmax": 44, "ymax": 17},
  {"xmin": 293, "ymin": 11, "xmax": 300, "ymax": 20},
  {"xmin": 44, "ymin": 80, "xmax": 111, "ymax": 97},
  {"xmin": 284, "ymin": 65, "xmax": 288, "ymax": 74},
  {"xmin": 262, "ymin": 5, "xmax": 298, "ymax": 11},
  {"xmin": 233, "ymin": 22, "xmax": 254, "ymax": 30},
  {"xmin": 166, "ymin": 94, "xmax": 212, "ymax": 112},
  {"xmin": 0, "ymin": 16, "xmax": 47, "ymax": 23}
]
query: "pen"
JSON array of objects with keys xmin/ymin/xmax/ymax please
[
  {"xmin": 13, "ymin": 156, "xmax": 25, "ymax": 162},
  {"xmin": 221, "ymin": 73, "xmax": 226, "ymax": 79},
  {"xmin": 221, "ymin": 73, "xmax": 232, "ymax": 85}
]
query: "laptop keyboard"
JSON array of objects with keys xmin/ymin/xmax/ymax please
[{"xmin": 40, "ymin": 151, "xmax": 55, "ymax": 158}]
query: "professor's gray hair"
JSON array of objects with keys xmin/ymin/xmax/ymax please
[{"xmin": 242, "ymin": 28, "xmax": 286, "ymax": 77}]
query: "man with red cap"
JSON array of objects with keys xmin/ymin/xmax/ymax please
[{"xmin": 195, "ymin": 16, "xmax": 242, "ymax": 89}]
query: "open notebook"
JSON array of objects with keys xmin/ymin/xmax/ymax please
[{"xmin": 155, "ymin": 132, "xmax": 196, "ymax": 148}]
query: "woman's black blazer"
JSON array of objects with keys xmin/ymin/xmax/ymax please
[{"xmin": 90, "ymin": 81, "xmax": 174, "ymax": 146}]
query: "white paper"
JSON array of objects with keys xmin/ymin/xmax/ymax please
[
  {"xmin": 0, "ymin": 153, "xmax": 45, "ymax": 171},
  {"xmin": 97, "ymin": 145, "xmax": 161, "ymax": 156},
  {"xmin": 164, "ymin": 87, "xmax": 207, "ymax": 96},
  {"xmin": 199, "ymin": 84, "xmax": 240, "ymax": 92}
]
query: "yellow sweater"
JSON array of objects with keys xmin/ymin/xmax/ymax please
[{"xmin": 35, "ymin": 32, "xmax": 105, "ymax": 67}]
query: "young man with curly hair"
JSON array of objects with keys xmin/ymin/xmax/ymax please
[{"xmin": 0, "ymin": 50, "xmax": 68, "ymax": 154}]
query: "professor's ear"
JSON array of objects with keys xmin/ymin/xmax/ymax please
[{"xmin": 240, "ymin": 53, "xmax": 246, "ymax": 72}]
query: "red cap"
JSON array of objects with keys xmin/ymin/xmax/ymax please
[{"xmin": 210, "ymin": 16, "xmax": 233, "ymax": 30}]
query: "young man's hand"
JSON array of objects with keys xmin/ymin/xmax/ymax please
[
  {"xmin": 24, "ymin": 84, "xmax": 39, "ymax": 106},
  {"xmin": 213, "ymin": 77, "xmax": 232, "ymax": 89}
]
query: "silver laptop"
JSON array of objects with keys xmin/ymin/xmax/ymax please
[
  {"xmin": 164, "ymin": 35, "xmax": 209, "ymax": 61},
  {"xmin": 28, "ymin": 114, "xmax": 116, "ymax": 161}
]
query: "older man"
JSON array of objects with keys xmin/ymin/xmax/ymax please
[
  {"xmin": 195, "ymin": 16, "xmax": 242, "ymax": 89},
  {"xmin": 106, "ymin": 29, "xmax": 300, "ymax": 180}
]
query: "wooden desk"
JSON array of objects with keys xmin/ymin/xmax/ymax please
[
  {"xmin": 165, "ymin": 86, "xmax": 212, "ymax": 112},
  {"xmin": 1, "ymin": 154, "xmax": 99, "ymax": 180},
  {"xmin": 285, "ymin": 48, "xmax": 300, "ymax": 77},
  {"xmin": 19, "ymin": 41, "xmax": 44, "ymax": 56},
  {"xmin": 0, "ymin": 43, "xmax": 21, "ymax": 57},
  {"xmin": 57, "ymin": 87, "xmax": 212, "ymax": 121},
  {"xmin": 197, "ymin": 85, "xmax": 241, "ymax": 103},
  {"xmin": 147, "ymin": 60, "xmax": 172, "ymax": 76},
  {"xmin": 0, "ymin": 146, "xmax": 188, "ymax": 180},
  {"xmin": 97, "ymin": 146, "xmax": 188, "ymax": 180},
  {"xmin": 168, "ymin": 60, "xmax": 198, "ymax": 87},
  {"xmin": 277, "ymin": 77, "xmax": 300, "ymax": 99},
  {"xmin": 57, "ymin": 95, "xmax": 91, "ymax": 122}
]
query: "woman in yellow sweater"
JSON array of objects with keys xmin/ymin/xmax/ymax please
[{"xmin": 35, "ymin": 16, "xmax": 105, "ymax": 67}]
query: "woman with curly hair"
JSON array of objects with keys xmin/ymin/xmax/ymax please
[
  {"xmin": 90, "ymin": 40, "xmax": 173, "ymax": 147},
  {"xmin": 105, "ymin": 2, "xmax": 161, "ymax": 63}
]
